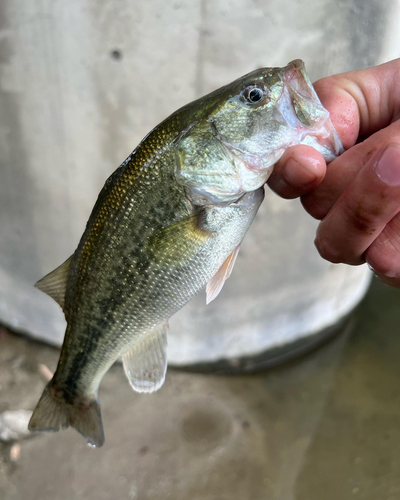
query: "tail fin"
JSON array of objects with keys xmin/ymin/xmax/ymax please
[{"xmin": 28, "ymin": 383, "xmax": 105, "ymax": 447}]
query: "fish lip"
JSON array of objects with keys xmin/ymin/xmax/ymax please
[
  {"xmin": 280, "ymin": 60, "xmax": 344, "ymax": 159},
  {"xmin": 283, "ymin": 59, "xmax": 306, "ymax": 82},
  {"xmin": 281, "ymin": 59, "xmax": 317, "ymax": 101}
]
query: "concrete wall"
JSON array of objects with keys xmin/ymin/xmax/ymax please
[{"xmin": 1, "ymin": 0, "xmax": 399, "ymax": 362}]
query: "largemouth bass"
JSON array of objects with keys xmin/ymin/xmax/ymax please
[{"xmin": 29, "ymin": 60, "xmax": 343, "ymax": 447}]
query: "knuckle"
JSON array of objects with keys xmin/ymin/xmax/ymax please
[
  {"xmin": 314, "ymin": 236, "xmax": 342, "ymax": 264},
  {"xmin": 365, "ymin": 241, "xmax": 399, "ymax": 279},
  {"xmin": 367, "ymin": 257, "xmax": 391, "ymax": 277},
  {"xmin": 343, "ymin": 195, "xmax": 379, "ymax": 234}
]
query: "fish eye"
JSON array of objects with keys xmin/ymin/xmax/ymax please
[{"xmin": 241, "ymin": 86, "xmax": 265, "ymax": 104}]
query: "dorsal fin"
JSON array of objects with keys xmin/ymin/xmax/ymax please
[
  {"xmin": 35, "ymin": 256, "xmax": 73, "ymax": 310},
  {"xmin": 206, "ymin": 245, "xmax": 240, "ymax": 304},
  {"xmin": 122, "ymin": 322, "xmax": 168, "ymax": 393}
]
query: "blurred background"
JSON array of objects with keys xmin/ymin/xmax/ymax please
[{"xmin": 1, "ymin": 0, "xmax": 400, "ymax": 499}]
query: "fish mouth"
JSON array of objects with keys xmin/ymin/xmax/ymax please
[
  {"xmin": 278, "ymin": 59, "xmax": 344, "ymax": 159},
  {"xmin": 282, "ymin": 59, "xmax": 317, "ymax": 100},
  {"xmin": 281, "ymin": 59, "xmax": 328, "ymax": 123},
  {"xmin": 283, "ymin": 60, "xmax": 308, "ymax": 82}
]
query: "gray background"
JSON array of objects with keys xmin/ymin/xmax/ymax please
[
  {"xmin": 2, "ymin": 0, "xmax": 398, "ymax": 360},
  {"xmin": 1, "ymin": 1, "xmax": 400, "ymax": 499}
]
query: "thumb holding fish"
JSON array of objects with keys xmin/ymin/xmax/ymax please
[{"xmin": 268, "ymin": 58, "xmax": 400, "ymax": 288}]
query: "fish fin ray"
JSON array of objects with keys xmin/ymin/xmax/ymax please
[
  {"xmin": 35, "ymin": 256, "xmax": 73, "ymax": 310},
  {"xmin": 28, "ymin": 382, "xmax": 104, "ymax": 447},
  {"xmin": 148, "ymin": 214, "xmax": 210, "ymax": 263},
  {"xmin": 122, "ymin": 322, "xmax": 168, "ymax": 394},
  {"xmin": 206, "ymin": 244, "xmax": 241, "ymax": 304}
]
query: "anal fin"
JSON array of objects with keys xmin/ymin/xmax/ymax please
[
  {"xmin": 122, "ymin": 322, "xmax": 168, "ymax": 394},
  {"xmin": 35, "ymin": 256, "xmax": 73, "ymax": 310},
  {"xmin": 206, "ymin": 245, "xmax": 240, "ymax": 304}
]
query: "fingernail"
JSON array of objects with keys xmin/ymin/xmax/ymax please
[
  {"xmin": 283, "ymin": 157, "xmax": 318, "ymax": 186},
  {"xmin": 374, "ymin": 143, "xmax": 400, "ymax": 186}
]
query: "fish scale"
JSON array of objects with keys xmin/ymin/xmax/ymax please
[{"xmin": 29, "ymin": 60, "xmax": 343, "ymax": 446}]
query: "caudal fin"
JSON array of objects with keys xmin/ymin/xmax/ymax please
[{"xmin": 28, "ymin": 383, "xmax": 105, "ymax": 447}]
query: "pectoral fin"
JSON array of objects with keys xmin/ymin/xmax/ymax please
[
  {"xmin": 35, "ymin": 256, "xmax": 73, "ymax": 310},
  {"xmin": 148, "ymin": 213, "xmax": 211, "ymax": 264},
  {"xmin": 206, "ymin": 245, "xmax": 240, "ymax": 304},
  {"xmin": 122, "ymin": 322, "xmax": 169, "ymax": 393}
]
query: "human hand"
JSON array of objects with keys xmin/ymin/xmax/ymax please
[{"xmin": 268, "ymin": 58, "xmax": 400, "ymax": 287}]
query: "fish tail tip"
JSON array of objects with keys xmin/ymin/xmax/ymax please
[
  {"xmin": 29, "ymin": 383, "xmax": 105, "ymax": 448},
  {"xmin": 28, "ymin": 382, "xmax": 68, "ymax": 433},
  {"xmin": 69, "ymin": 397, "xmax": 105, "ymax": 448}
]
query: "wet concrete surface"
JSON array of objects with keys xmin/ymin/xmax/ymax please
[{"xmin": 0, "ymin": 277, "xmax": 399, "ymax": 499}]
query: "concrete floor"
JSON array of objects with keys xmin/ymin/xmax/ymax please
[{"xmin": 1, "ymin": 277, "xmax": 400, "ymax": 500}]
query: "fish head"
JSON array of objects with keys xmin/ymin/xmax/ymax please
[
  {"xmin": 208, "ymin": 59, "xmax": 343, "ymax": 171},
  {"xmin": 177, "ymin": 60, "xmax": 343, "ymax": 205}
]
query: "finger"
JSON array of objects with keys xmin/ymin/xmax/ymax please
[
  {"xmin": 314, "ymin": 143, "xmax": 400, "ymax": 265},
  {"xmin": 269, "ymin": 60, "xmax": 400, "ymax": 201},
  {"xmin": 312, "ymin": 77, "xmax": 360, "ymax": 150},
  {"xmin": 314, "ymin": 58, "xmax": 400, "ymax": 148},
  {"xmin": 301, "ymin": 120, "xmax": 400, "ymax": 220},
  {"xmin": 267, "ymin": 145, "xmax": 326, "ymax": 199},
  {"xmin": 365, "ymin": 213, "xmax": 400, "ymax": 288}
]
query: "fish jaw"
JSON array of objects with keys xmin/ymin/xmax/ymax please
[{"xmin": 276, "ymin": 59, "xmax": 344, "ymax": 161}]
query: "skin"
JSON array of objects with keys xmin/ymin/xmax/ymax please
[{"xmin": 267, "ymin": 58, "xmax": 400, "ymax": 287}]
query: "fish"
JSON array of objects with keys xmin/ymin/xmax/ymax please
[{"xmin": 28, "ymin": 59, "xmax": 343, "ymax": 447}]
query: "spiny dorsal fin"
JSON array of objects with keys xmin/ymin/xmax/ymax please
[
  {"xmin": 206, "ymin": 245, "xmax": 240, "ymax": 305},
  {"xmin": 35, "ymin": 256, "xmax": 73, "ymax": 310},
  {"xmin": 122, "ymin": 322, "xmax": 169, "ymax": 394}
]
